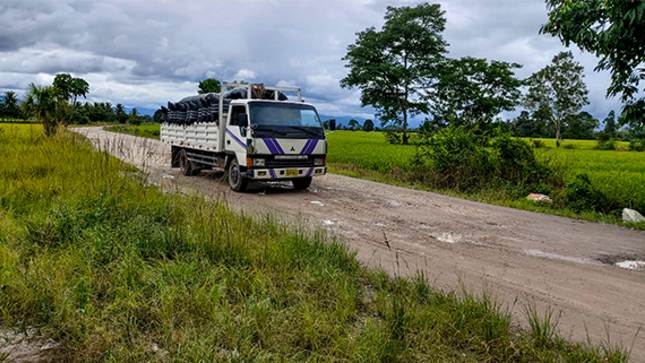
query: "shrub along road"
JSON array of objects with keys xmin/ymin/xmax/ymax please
[{"xmin": 80, "ymin": 127, "xmax": 645, "ymax": 360}]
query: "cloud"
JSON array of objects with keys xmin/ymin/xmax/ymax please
[{"xmin": 0, "ymin": 0, "xmax": 624, "ymax": 121}]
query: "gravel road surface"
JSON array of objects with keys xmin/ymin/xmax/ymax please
[{"xmin": 80, "ymin": 127, "xmax": 645, "ymax": 360}]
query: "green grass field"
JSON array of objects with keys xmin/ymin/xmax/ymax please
[
  {"xmin": 1, "ymin": 124, "xmax": 628, "ymax": 361},
  {"xmin": 104, "ymin": 124, "xmax": 161, "ymax": 139}
]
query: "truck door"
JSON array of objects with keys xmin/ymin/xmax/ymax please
[{"xmin": 225, "ymin": 105, "xmax": 249, "ymax": 167}]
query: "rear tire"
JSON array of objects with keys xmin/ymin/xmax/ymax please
[
  {"xmin": 292, "ymin": 177, "xmax": 312, "ymax": 190},
  {"xmin": 228, "ymin": 159, "xmax": 248, "ymax": 192},
  {"xmin": 179, "ymin": 149, "xmax": 201, "ymax": 176}
]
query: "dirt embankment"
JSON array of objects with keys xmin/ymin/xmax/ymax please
[{"xmin": 80, "ymin": 127, "xmax": 645, "ymax": 361}]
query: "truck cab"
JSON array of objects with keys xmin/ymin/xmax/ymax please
[{"xmin": 162, "ymin": 83, "xmax": 327, "ymax": 192}]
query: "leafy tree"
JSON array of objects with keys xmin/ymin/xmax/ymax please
[
  {"xmin": 3, "ymin": 91, "xmax": 20, "ymax": 120},
  {"xmin": 541, "ymin": 0, "xmax": 645, "ymax": 102},
  {"xmin": 128, "ymin": 108, "xmax": 141, "ymax": 125},
  {"xmin": 341, "ymin": 3, "xmax": 448, "ymax": 144},
  {"xmin": 322, "ymin": 120, "xmax": 331, "ymax": 130},
  {"xmin": 430, "ymin": 57, "xmax": 523, "ymax": 128},
  {"xmin": 603, "ymin": 110, "xmax": 617, "ymax": 137},
  {"xmin": 619, "ymin": 99, "xmax": 645, "ymax": 133},
  {"xmin": 26, "ymin": 83, "xmax": 60, "ymax": 136},
  {"xmin": 363, "ymin": 119, "xmax": 374, "ymax": 132},
  {"xmin": 510, "ymin": 111, "xmax": 538, "ymax": 138},
  {"xmin": 153, "ymin": 109, "xmax": 163, "ymax": 123},
  {"xmin": 562, "ymin": 111, "xmax": 598, "ymax": 140},
  {"xmin": 348, "ymin": 119, "xmax": 360, "ymax": 130},
  {"xmin": 524, "ymin": 51, "xmax": 589, "ymax": 147},
  {"xmin": 115, "ymin": 104, "xmax": 128, "ymax": 124},
  {"xmin": 20, "ymin": 94, "xmax": 35, "ymax": 121},
  {"xmin": 198, "ymin": 79, "xmax": 222, "ymax": 94},
  {"xmin": 53, "ymin": 73, "xmax": 89, "ymax": 104}
]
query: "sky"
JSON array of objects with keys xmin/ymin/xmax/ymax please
[{"xmin": 0, "ymin": 0, "xmax": 624, "ymax": 124}]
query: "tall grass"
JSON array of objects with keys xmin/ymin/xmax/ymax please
[{"xmin": 0, "ymin": 125, "xmax": 630, "ymax": 361}]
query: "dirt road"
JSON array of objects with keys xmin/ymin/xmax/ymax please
[{"xmin": 80, "ymin": 127, "xmax": 645, "ymax": 360}]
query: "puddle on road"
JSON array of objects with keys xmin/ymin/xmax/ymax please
[
  {"xmin": 311, "ymin": 201, "xmax": 325, "ymax": 207},
  {"xmin": 161, "ymin": 173, "xmax": 175, "ymax": 179},
  {"xmin": 322, "ymin": 220, "xmax": 335, "ymax": 226},
  {"xmin": 375, "ymin": 222, "xmax": 387, "ymax": 227},
  {"xmin": 615, "ymin": 260, "xmax": 645, "ymax": 270},
  {"xmin": 523, "ymin": 249, "xmax": 600, "ymax": 265},
  {"xmin": 434, "ymin": 233, "xmax": 460, "ymax": 244}
]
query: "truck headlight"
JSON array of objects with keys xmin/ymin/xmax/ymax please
[
  {"xmin": 253, "ymin": 158, "xmax": 265, "ymax": 167},
  {"xmin": 314, "ymin": 158, "xmax": 325, "ymax": 166}
]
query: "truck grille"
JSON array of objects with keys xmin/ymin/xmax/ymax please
[{"xmin": 266, "ymin": 158, "xmax": 315, "ymax": 168}]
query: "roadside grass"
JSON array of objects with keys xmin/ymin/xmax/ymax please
[
  {"xmin": 103, "ymin": 124, "xmax": 160, "ymax": 139},
  {"xmin": 0, "ymin": 124, "xmax": 631, "ymax": 361}
]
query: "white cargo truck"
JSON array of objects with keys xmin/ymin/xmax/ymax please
[{"xmin": 160, "ymin": 83, "xmax": 327, "ymax": 192}]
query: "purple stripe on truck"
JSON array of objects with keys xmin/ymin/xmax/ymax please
[
  {"xmin": 226, "ymin": 129, "xmax": 246, "ymax": 148},
  {"xmin": 303, "ymin": 139, "xmax": 319, "ymax": 155},
  {"xmin": 263, "ymin": 138, "xmax": 279, "ymax": 154},
  {"xmin": 269, "ymin": 169, "xmax": 277, "ymax": 179},
  {"xmin": 272, "ymin": 139, "xmax": 285, "ymax": 154},
  {"xmin": 306, "ymin": 167, "xmax": 314, "ymax": 177}
]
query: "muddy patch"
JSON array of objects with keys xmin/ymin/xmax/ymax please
[{"xmin": 523, "ymin": 250, "xmax": 601, "ymax": 265}]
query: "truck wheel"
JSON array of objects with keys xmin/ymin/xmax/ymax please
[
  {"xmin": 292, "ymin": 177, "xmax": 312, "ymax": 190},
  {"xmin": 228, "ymin": 159, "xmax": 248, "ymax": 192},
  {"xmin": 179, "ymin": 149, "xmax": 201, "ymax": 176}
]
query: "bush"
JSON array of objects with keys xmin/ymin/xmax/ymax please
[
  {"xmin": 594, "ymin": 138, "xmax": 616, "ymax": 150},
  {"xmin": 414, "ymin": 128, "xmax": 554, "ymax": 193},
  {"xmin": 384, "ymin": 128, "xmax": 402, "ymax": 144},
  {"xmin": 562, "ymin": 143, "xmax": 575, "ymax": 149},
  {"xmin": 532, "ymin": 139, "xmax": 546, "ymax": 149},
  {"xmin": 629, "ymin": 139, "xmax": 645, "ymax": 152},
  {"xmin": 564, "ymin": 174, "xmax": 619, "ymax": 213}
]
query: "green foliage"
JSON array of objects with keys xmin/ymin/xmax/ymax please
[
  {"xmin": 541, "ymin": 0, "xmax": 645, "ymax": 101},
  {"xmin": 26, "ymin": 83, "xmax": 62, "ymax": 136},
  {"xmin": 413, "ymin": 128, "xmax": 554, "ymax": 193},
  {"xmin": 0, "ymin": 125, "xmax": 626, "ymax": 361},
  {"xmin": 619, "ymin": 98, "xmax": 645, "ymax": 133},
  {"xmin": 53, "ymin": 73, "xmax": 89, "ymax": 104},
  {"xmin": 562, "ymin": 111, "xmax": 598, "ymax": 140},
  {"xmin": 128, "ymin": 108, "xmax": 141, "ymax": 125},
  {"xmin": 341, "ymin": 3, "xmax": 448, "ymax": 144},
  {"xmin": 532, "ymin": 139, "xmax": 547, "ymax": 149},
  {"xmin": 430, "ymin": 57, "xmax": 523, "ymax": 127},
  {"xmin": 198, "ymin": 78, "xmax": 221, "ymax": 94},
  {"xmin": 104, "ymin": 124, "xmax": 161, "ymax": 139},
  {"xmin": 565, "ymin": 174, "xmax": 618, "ymax": 213},
  {"xmin": 362, "ymin": 119, "xmax": 374, "ymax": 132},
  {"xmin": 348, "ymin": 119, "xmax": 361, "ymax": 130},
  {"xmin": 603, "ymin": 111, "xmax": 617, "ymax": 137},
  {"xmin": 595, "ymin": 138, "xmax": 616, "ymax": 151},
  {"xmin": 524, "ymin": 51, "xmax": 589, "ymax": 147},
  {"xmin": 1, "ymin": 91, "xmax": 20, "ymax": 120},
  {"xmin": 629, "ymin": 139, "xmax": 645, "ymax": 152}
]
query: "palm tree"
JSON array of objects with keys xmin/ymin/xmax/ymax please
[
  {"xmin": 20, "ymin": 93, "xmax": 35, "ymax": 121},
  {"xmin": 26, "ymin": 83, "xmax": 59, "ymax": 136},
  {"xmin": 115, "ymin": 103, "xmax": 127, "ymax": 124},
  {"xmin": 3, "ymin": 91, "xmax": 20, "ymax": 120}
]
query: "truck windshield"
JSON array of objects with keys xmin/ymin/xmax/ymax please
[{"xmin": 249, "ymin": 102, "xmax": 323, "ymax": 128}]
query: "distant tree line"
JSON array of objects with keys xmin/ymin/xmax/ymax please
[{"xmin": 1, "ymin": 74, "xmax": 151, "ymax": 136}]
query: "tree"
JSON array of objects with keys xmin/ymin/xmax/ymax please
[
  {"xmin": 363, "ymin": 119, "xmax": 374, "ymax": 131},
  {"xmin": 115, "ymin": 104, "xmax": 128, "ymax": 124},
  {"xmin": 53, "ymin": 73, "xmax": 89, "ymax": 104},
  {"xmin": 603, "ymin": 111, "xmax": 617, "ymax": 137},
  {"xmin": 3, "ymin": 91, "xmax": 20, "ymax": 120},
  {"xmin": 348, "ymin": 119, "xmax": 360, "ymax": 130},
  {"xmin": 26, "ymin": 83, "xmax": 61, "ymax": 136},
  {"xmin": 198, "ymin": 79, "xmax": 221, "ymax": 94},
  {"xmin": 153, "ymin": 109, "xmax": 163, "ymax": 123},
  {"xmin": 524, "ymin": 51, "xmax": 589, "ymax": 147},
  {"xmin": 619, "ymin": 99, "xmax": 645, "ymax": 133},
  {"xmin": 541, "ymin": 0, "xmax": 645, "ymax": 102},
  {"xmin": 340, "ymin": 3, "xmax": 448, "ymax": 144},
  {"xmin": 562, "ymin": 111, "xmax": 598, "ymax": 140},
  {"xmin": 128, "ymin": 108, "xmax": 141, "ymax": 125},
  {"xmin": 429, "ymin": 57, "xmax": 523, "ymax": 128}
]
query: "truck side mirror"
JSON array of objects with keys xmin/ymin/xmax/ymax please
[{"xmin": 238, "ymin": 113, "xmax": 249, "ymax": 128}]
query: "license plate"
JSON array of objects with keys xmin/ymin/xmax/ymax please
[{"xmin": 286, "ymin": 169, "xmax": 298, "ymax": 177}]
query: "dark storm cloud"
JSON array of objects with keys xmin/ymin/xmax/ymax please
[{"xmin": 0, "ymin": 0, "xmax": 622, "ymax": 120}]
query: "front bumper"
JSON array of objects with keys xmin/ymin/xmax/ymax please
[{"xmin": 247, "ymin": 167, "xmax": 327, "ymax": 180}]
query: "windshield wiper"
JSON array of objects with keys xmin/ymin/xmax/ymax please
[{"xmin": 291, "ymin": 126, "xmax": 322, "ymax": 137}]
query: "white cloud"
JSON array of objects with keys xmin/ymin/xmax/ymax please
[{"xmin": 234, "ymin": 69, "xmax": 256, "ymax": 81}]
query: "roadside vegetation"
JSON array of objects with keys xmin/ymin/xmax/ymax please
[
  {"xmin": 104, "ymin": 124, "xmax": 161, "ymax": 139},
  {"xmin": 0, "ymin": 125, "xmax": 631, "ymax": 362},
  {"xmin": 326, "ymin": 130, "xmax": 645, "ymax": 227}
]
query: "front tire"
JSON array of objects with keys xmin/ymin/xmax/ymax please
[
  {"xmin": 228, "ymin": 159, "xmax": 248, "ymax": 192},
  {"xmin": 179, "ymin": 149, "xmax": 201, "ymax": 176},
  {"xmin": 292, "ymin": 177, "xmax": 312, "ymax": 190}
]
